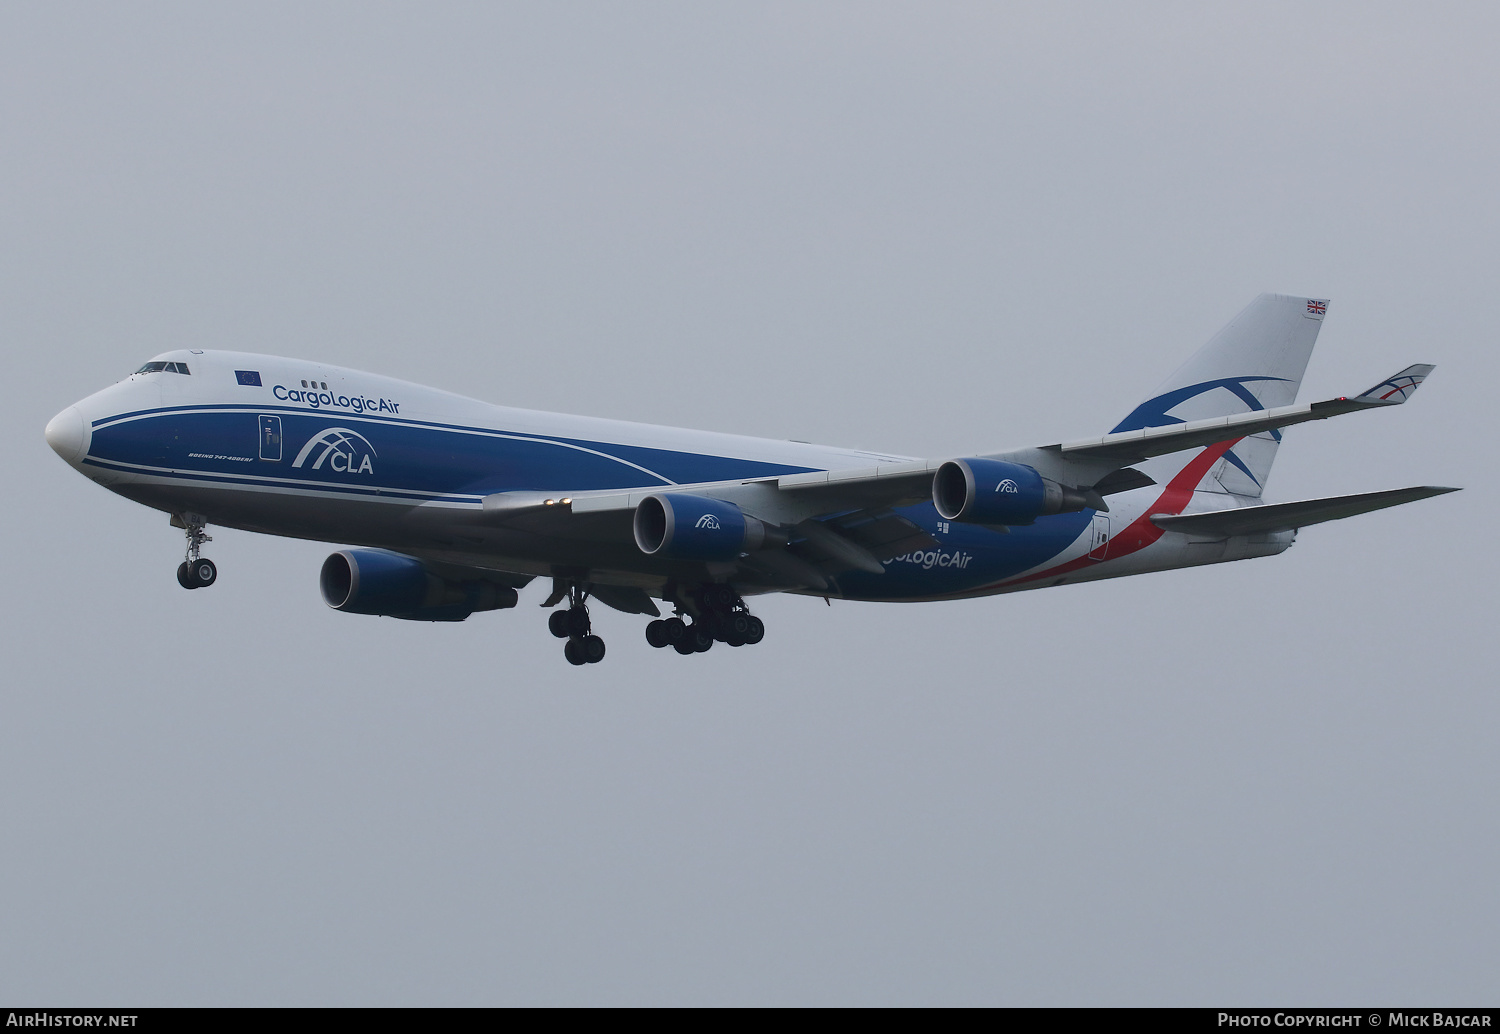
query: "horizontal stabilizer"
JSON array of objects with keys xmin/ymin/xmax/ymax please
[{"xmin": 1150, "ymin": 486, "xmax": 1459, "ymax": 538}]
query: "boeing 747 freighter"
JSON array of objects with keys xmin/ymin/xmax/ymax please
[{"xmin": 44, "ymin": 294, "xmax": 1456, "ymax": 664}]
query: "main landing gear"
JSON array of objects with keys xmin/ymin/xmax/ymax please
[
  {"xmin": 645, "ymin": 584, "xmax": 765, "ymax": 657},
  {"xmin": 173, "ymin": 513, "xmax": 217, "ymax": 590},
  {"xmin": 547, "ymin": 583, "xmax": 606, "ymax": 666},
  {"xmin": 543, "ymin": 580, "xmax": 765, "ymax": 665}
]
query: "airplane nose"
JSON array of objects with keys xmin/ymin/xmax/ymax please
[{"xmin": 45, "ymin": 405, "xmax": 89, "ymax": 463}]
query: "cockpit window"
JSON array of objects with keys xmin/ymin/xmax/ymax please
[{"xmin": 134, "ymin": 361, "xmax": 191, "ymax": 375}]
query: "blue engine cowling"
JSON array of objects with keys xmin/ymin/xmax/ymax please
[
  {"xmin": 633, "ymin": 493, "xmax": 774, "ymax": 561},
  {"xmin": 933, "ymin": 458, "xmax": 1093, "ymax": 526},
  {"xmin": 320, "ymin": 549, "xmax": 519, "ymax": 621}
]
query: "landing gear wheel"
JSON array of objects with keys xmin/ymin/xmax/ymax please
[
  {"xmin": 729, "ymin": 613, "xmax": 750, "ymax": 637},
  {"xmin": 743, "ymin": 615, "xmax": 765, "ymax": 645},
  {"xmin": 580, "ymin": 635, "xmax": 606, "ymax": 664},
  {"xmin": 661, "ymin": 617, "xmax": 687, "ymax": 644},
  {"xmin": 645, "ymin": 620, "xmax": 669, "ymax": 648},
  {"xmin": 175, "ymin": 514, "xmax": 215, "ymax": 587},
  {"xmin": 691, "ymin": 626, "xmax": 714, "ymax": 653},
  {"xmin": 672, "ymin": 640, "xmax": 697, "ymax": 656},
  {"xmin": 724, "ymin": 613, "xmax": 752, "ymax": 647},
  {"xmin": 551, "ymin": 582, "xmax": 603, "ymax": 665}
]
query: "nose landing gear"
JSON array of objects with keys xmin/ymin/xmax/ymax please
[{"xmin": 173, "ymin": 514, "xmax": 216, "ymax": 589}]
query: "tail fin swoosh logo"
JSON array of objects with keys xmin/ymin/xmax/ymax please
[
  {"xmin": 1111, "ymin": 376, "xmax": 1291, "ymax": 435},
  {"xmin": 292, "ymin": 427, "xmax": 378, "ymax": 475},
  {"xmin": 1372, "ymin": 378, "xmax": 1418, "ymax": 400},
  {"xmin": 1112, "ymin": 375, "xmax": 1291, "ymax": 487},
  {"xmin": 1359, "ymin": 367, "xmax": 1431, "ymax": 402}
]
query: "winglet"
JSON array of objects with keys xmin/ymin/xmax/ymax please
[{"xmin": 1356, "ymin": 364, "xmax": 1434, "ymax": 405}]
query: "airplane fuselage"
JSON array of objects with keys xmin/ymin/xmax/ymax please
[{"xmin": 47, "ymin": 348, "xmax": 1287, "ymax": 605}]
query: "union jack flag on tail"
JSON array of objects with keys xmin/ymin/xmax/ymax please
[{"xmin": 1307, "ymin": 299, "xmax": 1327, "ymax": 314}]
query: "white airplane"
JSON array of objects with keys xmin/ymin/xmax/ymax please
[{"xmin": 45, "ymin": 293, "xmax": 1456, "ymax": 664}]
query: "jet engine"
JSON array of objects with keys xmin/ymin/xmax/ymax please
[
  {"xmin": 320, "ymin": 549, "xmax": 518, "ymax": 621},
  {"xmin": 633, "ymin": 493, "xmax": 777, "ymax": 561},
  {"xmin": 933, "ymin": 458, "xmax": 1097, "ymax": 526}
]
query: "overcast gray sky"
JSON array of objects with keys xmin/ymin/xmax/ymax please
[{"xmin": 2, "ymin": 1, "xmax": 1495, "ymax": 1006}]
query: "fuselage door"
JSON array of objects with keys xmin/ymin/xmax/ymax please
[
  {"xmin": 258, "ymin": 415, "xmax": 283, "ymax": 461},
  {"xmin": 1088, "ymin": 513, "xmax": 1109, "ymax": 561}
]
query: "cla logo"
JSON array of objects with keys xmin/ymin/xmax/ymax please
[
  {"xmin": 694, "ymin": 514, "xmax": 722, "ymax": 530},
  {"xmin": 996, "ymin": 479, "xmax": 1019, "ymax": 494},
  {"xmin": 292, "ymin": 427, "xmax": 378, "ymax": 474}
]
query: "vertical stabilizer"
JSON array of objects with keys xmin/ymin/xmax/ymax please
[{"xmin": 1111, "ymin": 293, "xmax": 1328, "ymax": 496}]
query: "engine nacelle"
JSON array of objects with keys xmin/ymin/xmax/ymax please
[
  {"xmin": 320, "ymin": 549, "xmax": 519, "ymax": 621},
  {"xmin": 633, "ymin": 493, "xmax": 775, "ymax": 561},
  {"xmin": 933, "ymin": 458, "xmax": 1094, "ymax": 526}
]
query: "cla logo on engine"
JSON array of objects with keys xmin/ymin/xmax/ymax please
[
  {"xmin": 996, "ymin": 479, "xmax": 1019, "ymax": 493},
  {"xmin": 292, "ymin": 427, "xmax": 378, "ymax": 475},
  {"xmin": 695, "ymin": 514, "xmax": 722, "ymax": 530}
]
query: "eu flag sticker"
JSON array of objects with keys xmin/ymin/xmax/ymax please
[{"xmin": 235, "ymin": 370, "xmax": 262, "ymax": 386}]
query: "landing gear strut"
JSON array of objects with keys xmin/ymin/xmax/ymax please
[
  {"xmin": 547, "ymin": 582, "xmax": 605, "ymax": 665},
  {"xmin": 173, "ymin": 513, "xmax": 216, "ymax": 589},
  {"xmin": 645, "ymin": 584, "xmax": 764, "ymax": 656}
]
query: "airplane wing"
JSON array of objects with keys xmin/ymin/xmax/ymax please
[
  {"xmin": 1149, "ymin": 485, "xmax": 1459, "ymax": 538},
  {"xmin": 761, "ymin": 363, "xmax": 1438, "ymax": 504},
  {"xmin": 476, "ymin": 364, "xmax": 1436, "ymax": 584},
  {"xmin": 1039, "ymin": 364, "xmax": 1436, "ymax": 469}
]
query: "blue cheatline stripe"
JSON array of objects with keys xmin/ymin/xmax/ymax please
[
  {"xmin": 93, "ymin": 403, "xmax": 746, "ymax": 453},
  {"xmin": 93, "ymin": 407, "xmax": 680, "ymax": 490},
  {"xmin": 88, "ymin": 404, "xmax": 822, "ymax": 488},
  {"xmin": 81, "ymin": 458, "xmax": 482, "ymax": 504}
]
